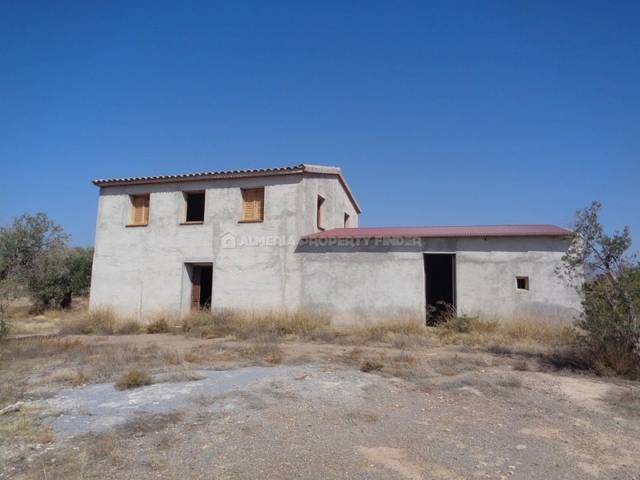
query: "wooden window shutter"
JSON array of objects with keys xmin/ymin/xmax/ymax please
[
  {"xmin": 241, "ymin": 188, "xmax": 264, "ymax": 222},
  {"xmin": 130, "ymin": 194, "xmax": 150, "ymax": 225}
]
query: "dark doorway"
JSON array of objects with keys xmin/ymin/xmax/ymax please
[
  {"xmin": 190, "ymin": 264, "xmax": 213, "ymax": 311},
  {"xmin": 424, "ymin": 254, "xmax": 456, "ymax": 325}
]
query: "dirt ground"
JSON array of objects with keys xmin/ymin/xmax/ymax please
[{"xmin": 1, "ymin": 331, "xmax": 640, "ymax": 480}]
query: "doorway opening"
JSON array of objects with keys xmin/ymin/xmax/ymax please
[
  {"xmin": 424, "ymin": 254, "xmax": 456, "ymax": 325},
  {"xmin": 188, "ymin": 264, "xmax": 212, "ymax": 311}
]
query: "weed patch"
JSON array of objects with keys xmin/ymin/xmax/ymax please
[
  {"xmin": 146, "ymin": 318, "xmax": 170, "ymax": 334},
  {"xmin": 360, "ymin": 360, "xmax": 383, "ymax": 372},
  {"xmin": 114, "ymin": 369, "xmax": 153, "ymax": 390}
]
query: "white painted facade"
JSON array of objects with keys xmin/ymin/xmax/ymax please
[{"xmin": 89, "ymin": 165, "xmax": 581, "ymax": 323}]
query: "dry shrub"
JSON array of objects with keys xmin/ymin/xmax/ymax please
[
  {"xmin": 145, "ymin": 311, "xmax": 179, "ymax": 334},
  {"xmin": 339, "ymin": 316, "xmax": 428, "ymax": 345},
  {"xmin": 58, "ymin": 308, "xmax": 146, "ymax": 335},
  {"xmin": 146, "ymin": 318, "xmax": 170, "ymax": 334},
  {"xmin": 512, "ymin": 359, "xmax": 530, "ymax": 371},
  {"xmin": 181, "ymin": 310, "xmax": 223, "ymax": 338},
  {"xmin": 549, "ymin": 341, "xmax": 640, "ymax": 380},
  {"xmin": 0, "ymin": 408, "xmax": 53, "ymax": 443},
  {"xmin": 180, "ymin": 309, "xmax": 432, "ymax": 346},
  {"xmin": 59, "ymin": 307, "xmax": 118, "ymax": 335},
  {"xmin": 51, "ymin": 367, "xmax": 90, "ymax": 386},
  {"xmin": 114, "ymin": 369, "xmax": 152, "ymax": 390},
  {"xmin": 1, "ymin": 337, "xmax": 86, "ymax": 361},
  {"xmin": 438, "ymin": 315, "xmax": 498, "ymax": 334},
  {"xmin": 360, "ymin": 360, "xmax": 384, "ymax": 372},
  {"xmin": 495, "ymin": 375, "xmax": 523, "ymax": 388},
  {"xmin": 115, "ymin": 320, "xmax": 142, "ymax": 335},
  {"xmin": 182, "ymin": 309, "xmax": 331, "ymax": 340},
  {"xmin": 238, "ymin": 336, "xmax": 284, "ymax": 364},
  {"xmin": 435, "ymin": 314, "xmax": 576, "ymax": 356},
  {"xmin": 392, "ymin": 351, "xmax": 417, "ymax": 364},
  {"xmin": 360, "ymin": 317, "xmax": 425, "ymax": 341},
  {"xmin": 499, "ymin": 319, "xmax": 575, "ymax": 345}
]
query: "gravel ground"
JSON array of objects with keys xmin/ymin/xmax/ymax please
[{"xmin": 2, "ymin": 337, "xmax": 640, "ymax": 479}]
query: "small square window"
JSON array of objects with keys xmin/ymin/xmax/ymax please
[
  {"xmin": 516, "ymin": 276, "xmax": 529, "ymax": 291},
  {"xmin": 184, "ymin": 191, "xmax": 205, "ymax": 223}
]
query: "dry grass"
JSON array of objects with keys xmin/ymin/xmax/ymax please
[
  {"xmin": 1, "ymin": 336, "xmax": 178, "ymax": 398},
  {"xmin": 1, "ymin": 336, "xmax": 87, "ymax": 361},
  {"xmin": 182, "ymin": 309, "xmax": 331, "ymax": 340},
  {"xmin": 495, "ymin": 375, "xmax": 523, "ymax": 388},
  {"xmin": 0, "ymin": 407, "xmax": 53, "ymax": 443},
  {"xmin": 59, "ymin": 307, "xmax": 119, "ymax": 335},
  {"xmin": 51, "ymin": 367, "xmax": 90, "ymax": 386},
  {"xmin": 360, "ymin": 360, "xmax": 384, "ymax": 372},
  {"xmin": 15, "ymin": 304, "xmax": 574, "ymax": 361},
  {"xmin": 178, "ymin": 310, "xmax": 575, "ymax": 363},
  {"xmin": 344, "ymin": 317, "xmax": 428, "ymax": 343},
  {"xmin": 115, "ymin": 320, "xmax": 142, "ymax": 334},
  {"xmin": 146, "ymin": 318, "xmax": 170, "ymax": 334},
  {"xmin": 435, "ymin": 315, "xmax": 575, "ymax": 355},
  {"xmin": 55, "ymin": 307, "xmax": 148, "ymax": 336},
  {"xmin": 115, "ymin": 369, "xmax": 153, "ymax": 390},
  {"xmin": 512, "ymin": 359, "xmax": 531, "ymax": 371},
  {"xmin": 145, "ymin": 310, "xmax": 180, "ymax": 333},
  {"xmin": 549, "ymin": 342, "xmax": 640, "ymax": 379},
  {"xmin": 607, "ymin": 387, "xmax": 640, "ymax": 415},
  {"xmin": 6, "ymin": 316, "xmax": 60, "ymax": 335}
]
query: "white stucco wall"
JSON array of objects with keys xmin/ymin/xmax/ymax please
[
  {"xmin": 296, "ymin": 236, "xmax": 582, "ymax": 324},
  {"xmin": 90, "ymin": 171, "xmax": 580, "ymax": 324},
  {"xmin": 89, "ymin": 173, "xmax": 360, "ymax": 320}
]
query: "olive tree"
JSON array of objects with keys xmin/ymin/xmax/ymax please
[
  {"xmin": 0, "ymin": 213, "xmax": 92, "ymax": 312},
  {"xmin": 560, "ymin": 201, "xmax": 639, "ymax": 377}
]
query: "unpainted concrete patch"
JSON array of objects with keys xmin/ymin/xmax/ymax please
[{"xmin": 40, "ymin": 365, "xmax": 386, "ymax": 439}]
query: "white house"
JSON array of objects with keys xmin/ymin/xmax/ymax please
[{"xmin": 89, "ymin": 163, "xmax": 581, "ymax": 323}]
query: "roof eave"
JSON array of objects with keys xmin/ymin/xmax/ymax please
[{"xmin": 91, "ymin": 163, "xmax": 363, "ymax": 214}]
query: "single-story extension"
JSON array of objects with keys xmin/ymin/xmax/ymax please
[{"xmin": 89, "ymin": 164, "xmax": 581, "ymax": 323}]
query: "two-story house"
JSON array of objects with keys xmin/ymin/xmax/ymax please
[{"xmin": 89, "ymin": 164, "xmax": 581, "ymax": 323}]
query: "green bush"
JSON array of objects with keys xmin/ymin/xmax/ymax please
[
  {"xmin": 577, "ymin": 267, "xmax": 640, "ymax": 378},
  {"xmin": 560, "ymin": 202, "xmax": 640, "ymax": 379},
  {"xmin": 0, "ymin": 213, "xmax": 92, "ymax": 311}
]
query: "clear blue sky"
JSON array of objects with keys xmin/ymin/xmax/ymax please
[{"xmin": 1, "ymin": 1, "xmax": 638, "ymax": 247}]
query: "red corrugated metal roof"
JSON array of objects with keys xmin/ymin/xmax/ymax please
[{"xmin": 303, "ymin": 224, "xmax": 572, "ymax": 239}]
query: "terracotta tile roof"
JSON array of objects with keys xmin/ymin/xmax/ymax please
[
  {"xmin": 92, "ymin": 163, "xmax": 361, "ymax": 213},
  {"xmin": 304, "ymin": 224, "xmax": 572, "ymax": 239}
]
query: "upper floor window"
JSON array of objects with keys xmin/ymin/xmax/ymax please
[
  {"xmin": 516, "ymin": 276, "xmax": 529, "ymax": 291},
  {"xmin": 129, "ymin": 194, "xmax": 149, "ymax": 226},
  {"xmin": 184, "ymin": 191, "xmax": 205, "ymax": 223},
  {"xmin": 240, "ymin": 187, "xmax": 264, "ymax": 222},
  {"xmin": 344, "ymin": 212, "xmax": 350, "ymax": 228},
  {"xmin": 317, "ymin": 195, "xmax": 325, "ymax": 231}
]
